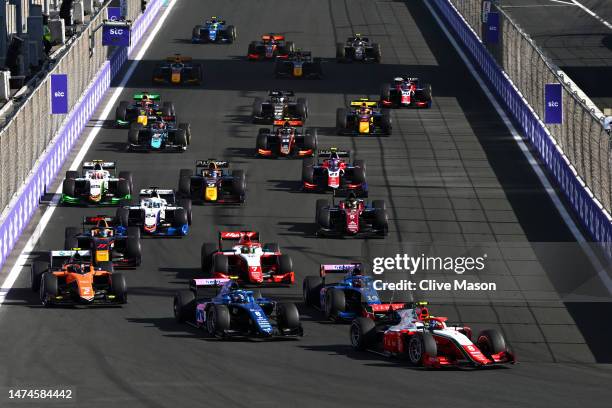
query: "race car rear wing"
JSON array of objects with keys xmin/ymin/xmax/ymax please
[
  {"xmin": 83, "ymin": 216, "xmax": 116, "ymax": 226},
  {"xmin": 82, "ymin": 161, "xmax": 116, "ymax": 170},
  {"xmin": 319, "ymin": 263, "xmax": 364, "ymax": 278},
  {"xmin": 273, "ymin": 119, "xmax": 303, "ymax": 126},
  {"xmin": 268, "ymin": 90, "xmax": 294, "ymax": 97},
  {"xmin": 349, "ymin": 99, "xmax": 378, "ymax": 107},
  {"xmin": 133, "ymin": 93, "xmax": 160, "ymax": 101},
  {"xmin": 139, "ymin": 188, "xmax": 176, "ymax": 204},
  {"xmin": 219, "ymin": 231, "xmax": 260, "ymax": 248},
  {"xmin": 262, "ymin": 34, "xmax": 284, "ymax": 41},
  {"xmin": 196, "ymin": 159, "xmax": 230, "ymax": 169},
  {"xmin": 166, "ymin": 54, "xmax": 192, "ymax": 62},
  {"xmin": 317, "ymin": 149, "xmax": 350, "ymax": 159},
  {"xmin": 49, "ymin": 250, "xmax": 91, "ymax": 268}
]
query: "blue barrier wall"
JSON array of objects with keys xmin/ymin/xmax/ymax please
[
  {"xmin": 431, "ymin": 0, "xmax": 612, "ymax": 251},
  {"xmin": 0, "ymin": 0, "xmax": 163, "ymax": 269}
]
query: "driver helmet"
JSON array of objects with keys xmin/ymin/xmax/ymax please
[
  {"xmin": 329, "ymin": 157, "xmax": 340, "ymax": 169},
  {"xmin": 352, "ymin": 277, "xmax": 365, "ymax": 288},
  {"xmin": 230, "ymin": 292, "xmax": 246, "ymax": 303},
  {"xmin": 359, "ymin": 103, "xmax": 370, "ymax": 114},
  {"xmin": 209, "ymin": 170, "xmax": 218, "ymax": 178},
  {"xmin": 346, "ymin": 192, "xmax": 358, "ymax": 209},
  {"xmin": 99, "ymin": 229, "xmax": 110, "ymax": 238}
]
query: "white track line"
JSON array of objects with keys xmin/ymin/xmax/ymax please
[
  {"xmin": 425, "ymin": 1, "xmax": 612, "ymax": 295},
  {"xmin": 0, "ymin": 0, "xmax": 178, "ymax": 308},
  {"xmin": 571, "ymin": 0, "xmax": 612, "ymax": 30}
]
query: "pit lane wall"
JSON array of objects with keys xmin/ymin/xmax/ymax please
[
  {"xmin": 430, "ymin": 0, "xmax": 612, "ymax": 252},
  {"xmin": 0, "ymin": 0, "xmax": 163, "ymax": 269}
]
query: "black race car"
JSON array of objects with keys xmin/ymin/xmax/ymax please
[
  {"xmin": 247, "ymin": 34, "xmax": 294, "ymax": 60},
  {"xmin": 274, "ymin": 51, "xmax": 322, "ymax": 79},
  {"xmin": 128, "ymin": 119, "xmax": 191, "ymax": 151},
  {"xmin": 152, "ymin": 54, "xmax": 203, "ymax": 86},
  {"xmin": 316, "ymin": 193, "xmax": 388, "ymax": 238},
  {"xmin": 178, "ymin": 160, "xmax": 246, "ymax": 204},
  {"xmin": 380, "ymin": 77, "xmax": 432, "ymax": 108},
  {"xmin": 64, "ymin": 216, "xmax": 142, "ymax": 268},
  {"xmin": 302, "ymin": 148, "xmax": 367, "ymax": 197},
  {"xmin": 252, "ymin": 90, "xmax": 308, "ymax": 124},
  {"xmin": 114, "ymin": 92, "xmax": 174, "ymax": 128},
  {"xmin": 256, "ymin": 122, "xmax": 317, "ymax": 158},
  {"xmin": 336, "ymin": 34, "xmax": 381, "ymax": 63},
  {"xmin": 336, "ymin": 99, "xmax": 392, "ymax": 136}
]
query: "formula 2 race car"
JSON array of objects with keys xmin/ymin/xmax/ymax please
[
  {"xmin": 316, "ymin": 193, "xmax": 388, "ymax": 238},
  {"xmin": 201, "ymin": 231, "xmax": 295, "ymax": 285},
  {"xmin": 192, "ymin": 17, "xmax": 236, "ymax": 43},
  {"xmin": 252, "ymin": 90, "xmax": 308, "ymax": 124},
  {"xmin": 174, "ymin": 278, "xmax": 303, "ymax": 339},
  {"xmin": 61, "ymin": 161, "xmax": 133, "ymax": 206},
  {"xmin": 115, "ymin": 92, "xmax": 175, "ymax": 128},
  {"xmin": 350, "ymin": 301, "xmax": 516, "ymax": 368},
  {"xmin": 30, "ymin": 250, "xmax": 127, "ymax": 307},
  {"xmin": 336, "ymin": 34, "xmax": 381, "ymax": 63},
  {"xmin": 127, "ymin": 119, "xmax": 191, "ymax": 151},
  {"xmin": 380, "ymin": 77, "xmax": 432, "ymax": 108},
  {"xmin": 336, "ymin": 99, "xmax": 392, "ymax": 135},
  {"xmin": 256, "ymin": 121, "xmax": 317, "ymax": 158},
  {"xmin": 247, "ymin": 33, "xmax": 294, "ymax": 60},
  {"xmin": 64, "ymin": 216, "xmax": 142, "ymax": 268},
  {"xmin": 303, "ymin": 263, "xmax": 406, "ymax": 321},
  {"xmin": 117, "ymin": 188, "xmax": 192, "ymax": 236},
  {"xmin": 178, "ymin": 160, "xmax": 246, "ymax": 204},
  {"xmin": 152, "ymin": 54, "xmax": 203, "ymax": 86},
  {"xmin": 274, "ymin": 51, "xmax": 322, "ymax": 79},
  {"xmin": 302, "ymin": 148, "xmax": 367, "ymax": 196}
]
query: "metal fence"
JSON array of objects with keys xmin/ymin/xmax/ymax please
[
  {"xmin": 0, "ymin": 1, "xmax": 142, "ymax": 214},
  {"xmin": 449, "ymin": 0, "xmax": 612, "ymax": 212}
]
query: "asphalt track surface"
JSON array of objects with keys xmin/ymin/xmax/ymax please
[
  {"xmin": 500, "ymin": 0, "xmax": 612, "ymax": 110},
  {"xmin": 1, "ymin": 0, "xmax": 612, "ymax": 407}
]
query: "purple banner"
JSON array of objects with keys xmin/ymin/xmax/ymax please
[
  {"xmin": 103, "ymin": 24, "xmax": 131, "ymax": 47},
  {"xmin": 486, "ymin": 12, "xmax": 499, "ymax": 44},
  {"xmin": 545, "ymin": 83, "xmax": 563, "ymax": 124},
  {"xmin": 107, "ymin": 7, "xmax": 122, "ymax": 21},
  {"xmin": 50, "ymin": 74, "xmax": 68, "ymax": 114}
]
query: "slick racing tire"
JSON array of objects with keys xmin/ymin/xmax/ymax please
[
  {"xmin": 256, "ymin": 129, "xmax": 269, "ymax": 152},
  {"xmin": 62, "ymin": 179, "xmax": 76, "ymax": 198},
  {"xmin": 231, "ymin": 170, "xmax": 246, "ymax": 199},
  {"xmin": 477, "ymin": 329, "xmax": 507, "ymax": 357},
  {"xmin": 252, "ymin": 97, "xmax": 263, "ymax": 119},
  {"xmin": 118, "ymin": 171, "xmax": 134, "ymax": 193},
  {"xmin": 110, "ymin": 273, "xmax": 128, "ymax": 304},
  {"xmin": 336, "ymin": 108, "xmax": 348, "ymax": 133},
  {"xmin": 226, "ymin": 25, "xmax": 237, "ymax": 42},
  {"xmin": 178, "ymin": 174, "xmax": 192, "ymax": 198},
  {"xmin": 381, "ymin": 110, "xmax": 392, "ymax": 135},
  {"xmin": 302, "ymin": 275, "xmax": 323, "ymax": 306},
  {"xmin": 423, "ymin": 84, "xmax": 432, "ymax": 106},
  {"xmin": 175, "ymin": 129, "xmax": 188, "ymax": 149},
  {"xmin": 115, "ymin": 101, "xmax": 129, "ymax": 122},
  {"xmin": 174, "ymin": 290, "xmax": 196, "ymax": 323},
  {"xmin": 279, "ymin": 254, "xmax": 293, "ymax": 275},
  {"xmin": 324, "ymin": 288, "xmax": 345, "ymax": 320},
  {"xmin": 315, "ymin": 199, "xmax": 329, "ymax": 221},
  {"xmin": 117, "ymin": 179, "xmax": 130, "ymax": 198},
  {"xmin": 173, "ymin": 209, "xmax": 188, "ymax": 230},
  {"xmin": 116, "ymin": 207, "xmax": 130, "ymax": 227},
  {"xmin": 353, "ymin": 159, "xmax": 366, "ymax": 176},
  {"xmin": 304, "ymin": 128, "xmax": 317, "ymax": 151},
  {"xmin": 64, "ymin": 227, "xmax": 80, "ymax": 250},
  {"xmin": 200, "ymin": 243, "xmax": 218, "ymax": 274},
  {"xmin": 407, "ymin": 332, "xmax": 437, "ymax": 366},
  {"xmin": 374, "ymin": 209, "xmax": 389, "ymax": 236},
  {"xmin": 126, "ymin": 229, "xmax": 142, "ymax": 265},
  {"xmin": 352, "ymin": 166, "xmax": 366, "ymax": 185},
  {"xmin": 297, "ymin": 97, "xmax": 308, "ymax": 118},
  {"xmin": 372, "ymin": 43, "xmax": 382, "ymax": 63},
  {"xmin": 178, "ymin": 123, "xmax": 191, "ymax": 144},
  {"xmin": 192, "ymin": 25, "xmax": 202, "ymax": 42},
  {"xmin": 285, "ymin": 41, "xmax": 295, "ymax": 52},
  {"xmin": 350, "ymin": 317, "xmax": 376, "ymax": 351},
  {"xmin": 277, "ymin": 303, "xmax": 300, "ymax": 331},
  {"xmin": 212, "ymin": 254, "xmax": 229, "ymax": 275},
  {"xmin": 31, "ymin": 261, "xmax": 49, "ymax": 292},
  {"xmin": 302, "ymin": 158, "xmax": 315, "ymax": 184},
  {"xmin": 380, "ymin": 83, "xmax": 391, "ymax": 102},
  {"xmin": 178, "ymin": 199, "xmax": 192, "ymax": 225},
  {"xmin": 40, "ymin": 272, "xmax": 58, "ymax": 307},
  {"xmin": 336, "ymin": 42, "xmax": 346, "ymax": 62},
  {"xmin": 206, "ymin": 304, "xmax": 231, "ymax": 337},
  {"xmin": 317, "ymin": 207, "xmax": 331, "ymax": 230},
  {"xmin": 162, "ymin": 102, "xmax": 174, "ymax": 117},
  {"xmin": 128, "ymin": 123, "xmax": 142, "ymax": 145}
]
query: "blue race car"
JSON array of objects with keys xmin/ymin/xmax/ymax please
[
  {"xmin": 127, "ymin": 118, "xmax": 192, "ymax": 151},
  {"xmin": 302, "ymin": 263, "xmax": 406, "ymax": 321},
  {"xmin": 192, "ymin": 17, "xmax": 236, "ymax": 43},
  {"xmin": 173, "ymin": 278, "xmax": 303, "ymax": 339}
]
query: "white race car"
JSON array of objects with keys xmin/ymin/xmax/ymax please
[
  {"xmin": 61, "ymin": 161, "xmax": 133, "ymax": 205},
  {"xmin": 116, "ymin": 188, "xmax": 192, "ymax": 236}
]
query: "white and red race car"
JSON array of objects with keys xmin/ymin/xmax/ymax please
[
  {"xmin": 350, "ymin": 301, "xmax": 515, "ymax": 368},
  {"xmin": 380, "ymin": 77, "xmax": 432, "ymax": 108},
  {"xmin": 200, "ymin": 231, "xmax": 295, "ymax": 285}
]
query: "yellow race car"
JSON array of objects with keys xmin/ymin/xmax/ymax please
[{"xmin": 336, "ymin": 99, "xmax": 392, "ymax": 135}]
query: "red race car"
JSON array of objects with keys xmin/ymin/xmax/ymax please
[
  {"xmin": 380, "ymin": 77, "xmax": 432, "ymax": 108},
  {"xmin": 247, "ymin": 34, "xmax": 295, "ymax": 60},
  {"xmin": 350, "ymin": 301, "xmax": 515, "ymax": 368},
  {"xmin": 201, "ymin": 231, "xmax": 295, "ymax": 285}
]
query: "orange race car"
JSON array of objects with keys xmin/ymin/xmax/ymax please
[{"xmin": 30, "ymin": 250, "xmax": 127, "ymax": 307}]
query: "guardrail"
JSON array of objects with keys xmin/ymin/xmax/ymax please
[
  {"xmin": 0, "ymin": 0, "xmax": 163, "ymax": 269},
  {"xmin": 430, "ymin": 0, "xmax": 612, "ymax": 253}
]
